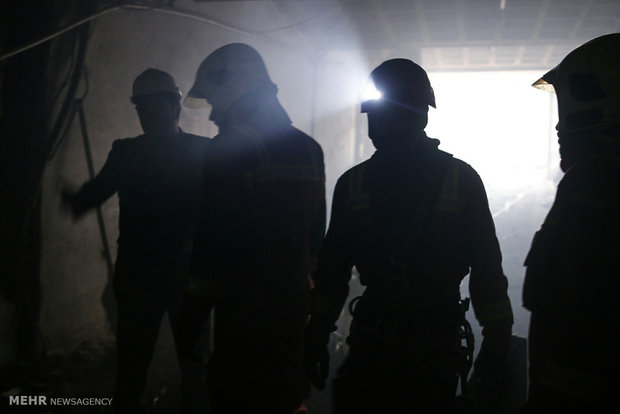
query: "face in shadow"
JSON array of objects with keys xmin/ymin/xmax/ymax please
[
  {"xmin": 134, "ymin": 94, "xmax": 180, "ymax": 139},
  {"xmin": 367, "ymin": 103, "xmax": 428, "ymax": 151}
]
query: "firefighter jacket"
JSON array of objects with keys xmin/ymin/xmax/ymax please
[
  {"xmin": 187, "ymin": 122, "xmax": 325, "ymax": 413},
  {"xmin": 189, "ymin": 123, "xmax": 326, "ymax": 299},
  {"xmin": 309, "ymin": 135, "xmax": 513, "ymax": 343},
  {"xmin": 523, "ymin": 151, "xmax": 620, "ymax": 405},
  {"xmin": 70, "ymin": 130, "xmax": 208, "ymax": 257}
]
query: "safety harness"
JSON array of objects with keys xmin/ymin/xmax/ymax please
[{"xmin": 345, "ymin": 146, "xmax": 475, "ymax": 392}]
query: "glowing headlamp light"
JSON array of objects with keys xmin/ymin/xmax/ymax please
[
  {"xmin": 361, "ymin": 82, "xmax": 383, "ymax": 113},
  {"xmin": 363, "ymin": 83, "xmax": 382, "ymax": 101}
]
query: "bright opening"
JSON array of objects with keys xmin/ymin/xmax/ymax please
[
  {"xmin": 426, "ymin": 71, "xmax": 560, "ymax": 206},
  {"xmin": 423, "ymin": 71, "xmax": 562, "ymax": 338}
]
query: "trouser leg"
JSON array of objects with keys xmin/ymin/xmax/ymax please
[
  {"xmin": 333, "ymin": 321, "xmax": 458, "ymax": 414},
  {"xmin": 333, "ymin": 352, "xmax": 457, "ymax": 414},
  {"xmin": 207, "ymin": 288, "xmax": 309, "ymax": 414},
  {"xmin": 167, "ymin": 282, "xmax": 211, "ymax": 413},
  {"xmin": 114, "ymin": 269, "xmax": 166, "ymax": 413}
]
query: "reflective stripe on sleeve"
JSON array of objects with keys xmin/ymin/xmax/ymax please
[{"xmin": 435, "ymin": 159, "xmax": 467, "ymax": 213}]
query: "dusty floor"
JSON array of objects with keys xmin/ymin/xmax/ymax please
[
  {"xmin": 0, "ymin": 322, "xmax": 200, "ymax": 413},
  {"xmin": 0, "ymin": 320, "xmax": 332, "ymax": 413}
]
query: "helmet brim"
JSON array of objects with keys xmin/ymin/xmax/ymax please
[
  {"xmin": 183, "ymin": 95, "xmax": 210, "ymax": 108},
  {"xmin": 183, "ymin": 86, "xmax": 211, "ymax": 108},
  {"xmin": 532, "ymin": 67, "xmax": 557, "ymax": 93},
  {"xmin": 361, "ymin": 98, "xmax": 431, "ymax": 114}
]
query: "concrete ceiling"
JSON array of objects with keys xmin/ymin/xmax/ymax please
[{"xmin": 189, "ymin": 0, "xmax": 620, "ymax": 71}]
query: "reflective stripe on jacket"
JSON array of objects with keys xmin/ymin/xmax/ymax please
[{"xmin": 310, "ymin": 136, "xmax": 512, "ymax": 335}]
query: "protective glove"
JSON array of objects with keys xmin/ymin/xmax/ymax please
[
  {"xmin": 475, "ymin": 323, "xmax": 512, "ymax": 376},
  {"xmin": 303, "ymin": 343, "xmax": 329, "ymax": 390},
  {"xmin": 469, "ymin": 331, "xmax": 515, "ymax": 414},
  {"xmin": 60, "ymin": 188, "xmax": 77, "ymax": 218}
]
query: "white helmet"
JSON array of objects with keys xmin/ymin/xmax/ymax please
[
  {"xmin": 130, "ymin": 68, "xmax": 181, "ymax": 104},
  {"xmin": 184, "ymin": 43, "xmax": 275, "ymax": 111},
  {"xmin": 533, "ymin": 33, "xmax": 620, "ymax": 135}
]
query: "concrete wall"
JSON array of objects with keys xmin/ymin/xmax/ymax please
[{"xmin": 39, "ymin": 2, "xmax": 378, "ymax": 352}]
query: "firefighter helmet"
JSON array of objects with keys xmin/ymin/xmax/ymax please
[
  {"xmin": 532, "ymin": 33, "xmax": 620, "ymax": 134},
  {"xmin": 185, "ymin": 43, "xmax": 275, "ymax": 110},
  {"xmin": 362, "ymin": 58, "xmax": 436, "ymax": 114},
  {"xmin": 130, "ymin": 68, "xmax": 181, "ymax": 104}
]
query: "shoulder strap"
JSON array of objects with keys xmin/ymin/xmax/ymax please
[
  {"xmin": 392, "ymin": 150, "xmax": 454, "ymax": 263},
  {"xmin": 346, "ymin": 163, "xmax": 370, "ymax": 211},
  {"xmin": 435, "ymin": 154, "xmax": 466, "ymax": 213}
]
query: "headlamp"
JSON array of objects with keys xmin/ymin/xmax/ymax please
[{"xmin": 360, "ymin": 81, "xmax": 383, "ymax": 113}]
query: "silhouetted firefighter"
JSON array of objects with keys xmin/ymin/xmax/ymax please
[
  {"xmin": 522, "ymin": 33, "xmax": 620, "ymax": 413},
  {"xmin": 304, "ymin": 59, "xmax": 514, "ymax": 413},
  {"xmin": 62, "ymin": 69, "xmax": 208, "ymax": 413},
  {"xmin": 176, "ymin": 43, "xmax": 326, "ymax": 414}
]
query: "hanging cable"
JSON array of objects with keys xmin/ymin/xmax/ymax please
[
  {"xmin": 0, "ymin": 2, "xmax": 264, "ymax": 62},
  {"xmin": 121, "ymin": 2, "xmax": 268, "ymax": 39},
  {"xmin": 17, "ymin": 21, "xmax": 91, "ymax": 257},
  {"xmin": 47, "ymin": 66, "xmax": 90, "ymax": 161},
  {"xmin": 43, "ymin": 24, "xmax": 90, "ymax": 161},
  {"xmin": 0, "ymin": 6, "xmax": 121, "ymax": 61},
  {"xmin": 0, "ymin": 0, "xmax": 341, "ymax": 62},
  {"xmin": 76, "ymin": 99, "xmax": 115, "ymax": 281},
  {"xmin": 249, "ymin": 2, "xmax": 341, "ymax": 34}
]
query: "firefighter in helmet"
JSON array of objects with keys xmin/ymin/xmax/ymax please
[
  {"xmin": 523, "ymin": 33, "xmax": 620, "ymax": 412},
  {"xmin": 304, "ymin": 59, "xmax": 514, "ymax": 413},
  {"xmin": 62, "ymin": 69, "xmax": 209, "ymax": 413},
  {"xmin": 176, "ymin": 43, "xmax": 326, "ymax": 414}
]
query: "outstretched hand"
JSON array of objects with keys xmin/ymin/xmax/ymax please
[{"xmin": 59, "ymin": 188, "xmax": 75, "ymax": 217}]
